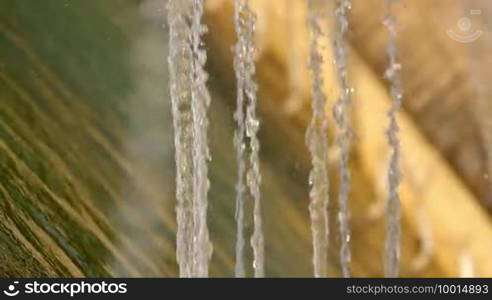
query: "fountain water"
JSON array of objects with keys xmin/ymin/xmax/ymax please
[
  {"xmin": 233, "ymin": 0, "xmax": 247, "ymax": 275},
  {"xmin": 383, "ymin": 0, "xmax": 403, "ymax": 278},
  {"xmin": 190, "ymin": 0, "xmax": 213, "ymax": 278},
  {"xmin": 167, "ymin": 0, "xmax": 212, "ymax": 278},
  {"xmin": 306, "ymin": 0, "xmax": 330, "ymax": 278},
  {"xmin": 233, "ymin": 0, "xmax": 265, "ymax": 278},
  {"xmin": 166, "ymin": 0, "xmax": 407, "ymax": 278},
  {"xmin": 333, "ymin": 0, "xmax": 353, "ymax": 278}
]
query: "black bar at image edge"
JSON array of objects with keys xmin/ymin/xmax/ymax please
[
  {"xmin": 0, "ymin": 278, "xmax": 490, "ymax": 299},
  {"xmin": 0, "ymin": 278, "xmax": 492, "ymax": 299}
]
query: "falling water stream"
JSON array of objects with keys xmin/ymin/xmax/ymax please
[
  {"xmin": 190, "ymin": 0, "xmax": 213, "ymax": 278},
  {"xmin": 306, "ymin": 0, "xmax": 330, "ymax": 278},
  {"xmin": 4, "ymin": 0, "xmax": 488, "ymax": 280},
  {"xmin": 233, "ymin": 0, "xmax": 247, "ymax": 275},
  {"xmin": 168, "ymin": 0, "xmax": 212, "ymax": 278},
  {"xmin": 233, "ymin": 0, "xmax": 265, "ymax": 278},
  {"xmin": 333, "ymin": 0, "xmax": 353, "ymax": 278},
  {"xmin": 383, "ymin": 0, "xmax": 403, "ymax": 278},
  {"xmin": 168, "ymin": 0, "xmax": 194, "ymax": 277},
  {"xmin": 167, "ymin": 0, "xmax": 404, "ymax": 278}
]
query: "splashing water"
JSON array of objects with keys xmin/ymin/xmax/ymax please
[
  {"xmin": 306, "ymin": 0, "xmax": 330, "ymax": 278},
  {"xmin": 333, "ymin": 0, "xmax": 353, "ymax": 278},
  {"xmin": 233, "ymin": 0, "xmax": 265, "ymax": 277},
  {"xmin": 383, "ymin": 0, "xmax": 403, "ymax": 278},
  {"xmin": 167, "ymin": 0, "xmax": 212, "ymax": 278}
]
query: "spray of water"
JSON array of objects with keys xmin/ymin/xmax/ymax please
[
  {"xmin": 167, "ymin": 0, "xmax": 212, "ymax": 278},
  {"xmin": 332, "ymin": 0, "xmax": 353, "ymax": 278},
  {"xmin": 383, "ymin": 0, "xmax": 403, "ymax": 278},
  {"xmin": 233, "ymin": 0, "xmax": 265, "ymax": 277},
  {"xmin": 306, "ymin": 0, "xmax": 330, "ymax": 278}
]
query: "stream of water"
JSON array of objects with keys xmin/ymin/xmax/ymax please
[
  {"xmin": 168, "ymin": 0, "xmax": 212, "ymax": 278},
  {"xmin": 233, "ymin": 0, "xmax": 265, "ymax": 278},
  {"xmin": 333, "ymin": 0, "xmax": 353, "ymax": 278},
  {"xmin": 383, "ymin": 0, "xmax": 403, "ymax": 278},
  {"xmin": 306, "ymin": 0, "xmax": 330, "ymax": 278}
]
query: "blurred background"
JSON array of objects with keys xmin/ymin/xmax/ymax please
[{"xmin": 2, "ymin": 0, "xmax": 492, "ymax": 277}]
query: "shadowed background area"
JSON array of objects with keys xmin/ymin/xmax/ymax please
[{"xmin": 1, "ymin": 0, "xmax": 492, "ymax": 277}]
